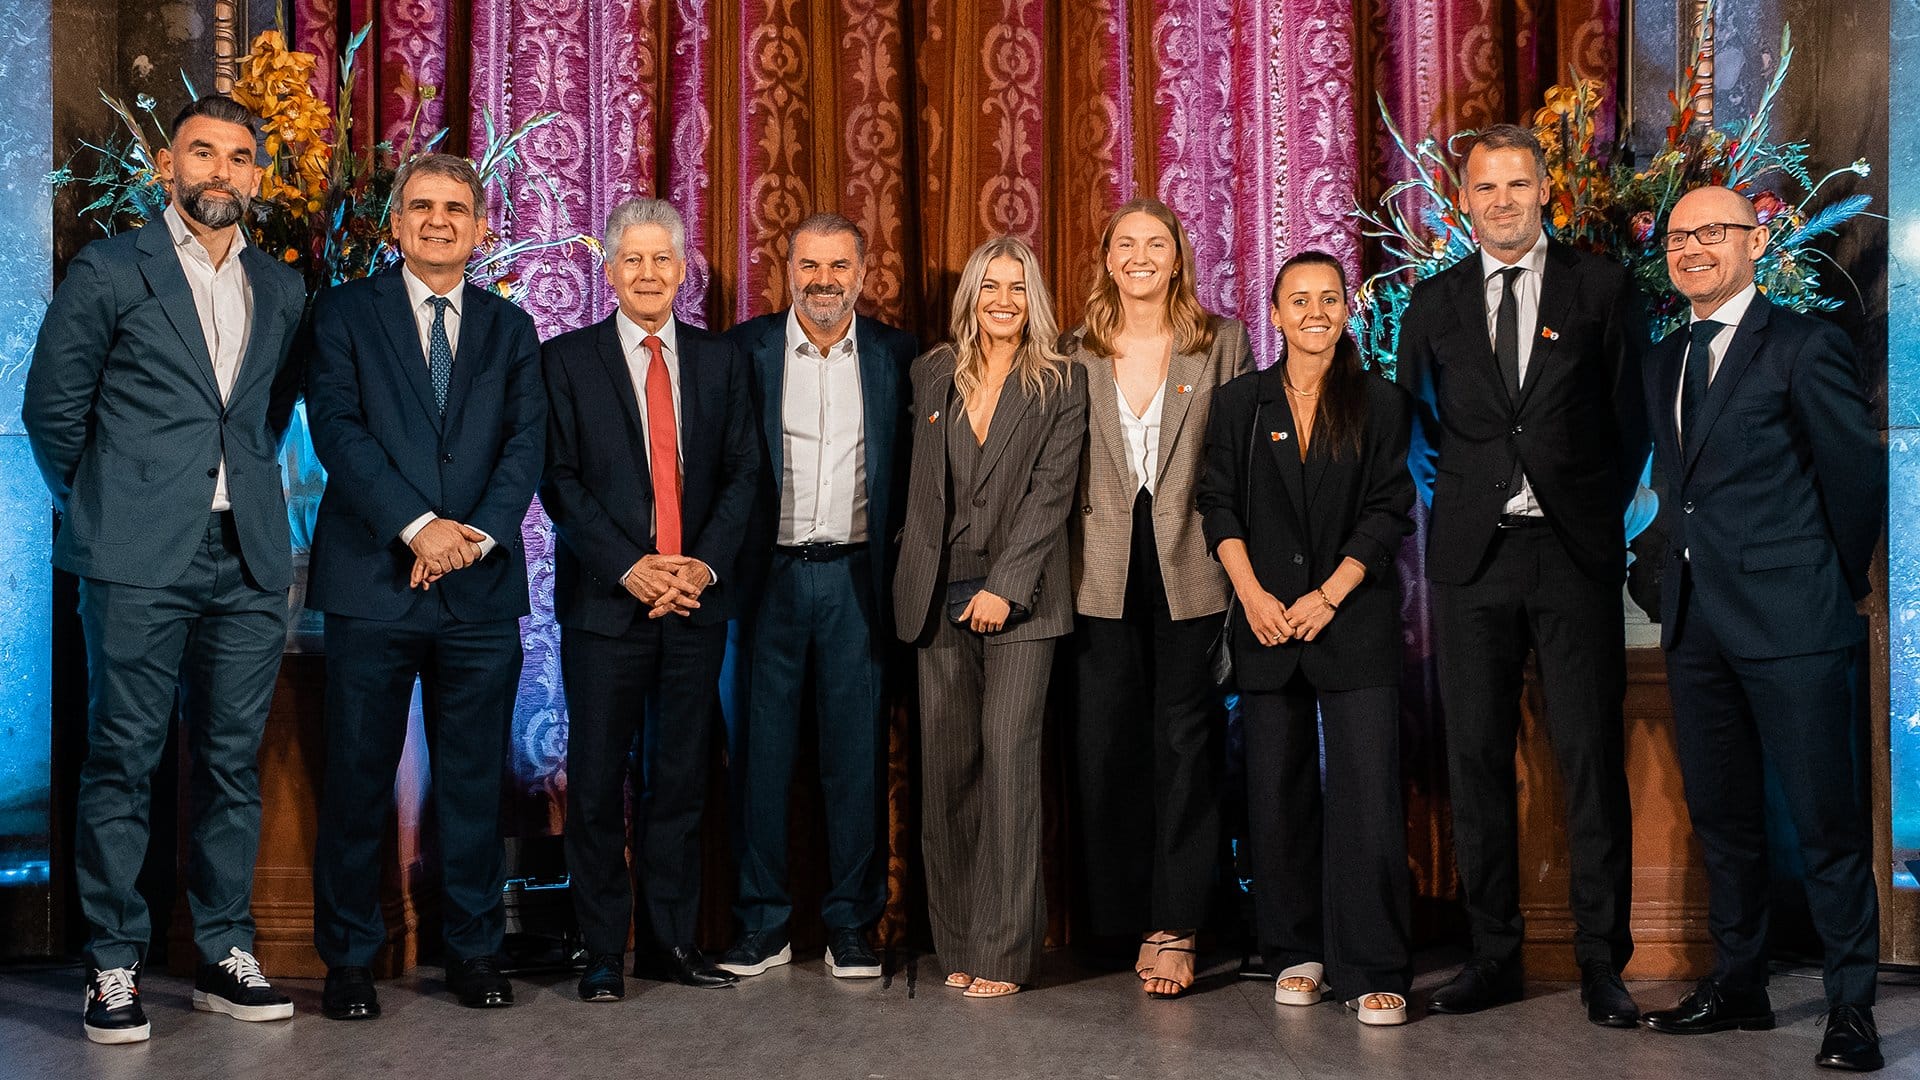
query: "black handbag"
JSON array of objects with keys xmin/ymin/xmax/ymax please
[
  {"xmin": 1208, "ymin": 402, "xmax": 1259, "ymax": 691},
  {"xmin": 947, "ymin": 577, "xmax": 1031, "ymax": 632}
]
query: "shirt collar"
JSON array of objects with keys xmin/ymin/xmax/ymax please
[
  {"xmin": 1690, "ymin": 282, "xmax": 1758, "ymax": 330},
  {"xmin": 400, "ymin": 263, "xmax": 463, "ymax": 317},
  {"xmin": 1479, "ymin": 230, "xmax": 1549, "ymax": 282},
  {"xmin": 616, "ymin": 310, "xmax": 677, "ymax": 358},
  {"xmin": 785, "ymin": 308, "xmax": 856, "ymax": 359},
  {"xmin": 163, "ymin": 203, "xmax": 248, "ymax": 261}
]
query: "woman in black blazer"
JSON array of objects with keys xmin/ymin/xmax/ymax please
[
  {"xmin": 893, "ymin": 235, "xmax": 1087, "ymax": 999},
  {"xmin": 1197, "ymin": 250, "xmax": 1415, "ymax": 1024}
]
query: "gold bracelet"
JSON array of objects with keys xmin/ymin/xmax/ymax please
[{"xmin": 1317, "ymin": 587, "xmax": 1339, "ymax": 611}]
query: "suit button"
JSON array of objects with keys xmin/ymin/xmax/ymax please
[
  {"xmin": 1683, "ymin": 501, "xmax": 1695, "ymax": 514},
  {"xmin": 441, "ymin": 453, "xmax": 455, "ymax": 464},
  {"xmin": 1511, "ymin": 424, "xmax": 1524, "ymax": 435},
  {"xmin": 1493, "ymin": 480, "xmax": 1506, "ymax": 490},
  {"xmin": 1081, "ymin": 505, "xmax": 1092, "ymax": 515},
  {"xmin": 206, "ymin": 467, "xmax": 218, "ymax": 478},
  {"xmin": 1292, "ymin": 554, "xmax": 1305, "ymax": 565},
  {"xmin": 972, "ymin": 495, "xmax": 986, "ymax": 507}
]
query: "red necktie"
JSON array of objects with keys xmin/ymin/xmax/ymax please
[{"xmin": 642, "ymin": 334, "xmax": 682, "ymax": 555}]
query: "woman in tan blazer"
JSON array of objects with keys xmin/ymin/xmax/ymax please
[
  {"xmin": 1065, "ymin": 198, "xmax": 1250, "ymax": 999},
  {"xmin": 894, "ymin": 235, "xmax": 1087, "ymax": 998}
]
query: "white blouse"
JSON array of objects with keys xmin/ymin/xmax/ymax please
[{"xmin": 1115, "ymin": 377, "xmax": 1166, "ymax": 497}]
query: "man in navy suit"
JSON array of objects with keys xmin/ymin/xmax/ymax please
[
  {"xmin": 715, "ymin": 214, "xmax": 916, "ymax": 980},
  {"xmin": 1638, "ymin": 186, "xmax": 1884, "ymax": 1072},
  {"xmin": 24, "ymin": 95, "xmax": 304, "ymax": 1044},
  {"xmin": 540, "ymin": 197, "xmax": 759, "ymax": 1001},
  {"xmin": 304, "ymin": 153, "xmax": 546, "ymax": 1017}
]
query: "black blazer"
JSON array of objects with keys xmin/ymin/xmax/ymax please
[
  {"xmin": 540, "ymin": 315, "xmax": 760, "ymax": 634},
  {"xmin": 1399, "ymin": 240, "xmax": 1650, "ymax": 584},
  {"xmin": 304, "ymin": 269, "xmax": 547, "ymax": 622},
  {"xmin": 723, "ymin": 310, "xmax": 919, "ymax": 620},
  {"xmin": 1198, "ymin": 367, "xmax": 1414, "ymax": 692},
  {"xmin": 892, "ymin": 346, "xmax": 1088, "ymax": 645},
  {"xmin": 1644, "ymin": 296, "xmax": 1882, "ymax": 658}
]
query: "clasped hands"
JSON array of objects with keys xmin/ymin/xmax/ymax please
[
  {"xmin": 1241, "ymin": 587, "xmax": 1338, "ymax": 646},
  {"xmin": 624, "ymin": 554, "xmax": 713, "ymax": 619},
  {"xmin": 409, "ymin": 517, "xmax": 489, "ymax": 588}
]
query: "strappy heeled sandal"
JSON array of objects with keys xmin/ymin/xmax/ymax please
[{"xmin": 1145, "ymin": 933, "xmax": 1197, "ymax": 1000}]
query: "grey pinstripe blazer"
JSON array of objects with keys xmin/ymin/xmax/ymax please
[
  {"xmin": 1068, "ymin": 315, "xmax": 1251, "ymax": 620},
  {"xmin": 893, "ymin": 344, "xmax": 1089, "ymax": 645}
]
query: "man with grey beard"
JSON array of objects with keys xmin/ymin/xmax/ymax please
[
  {"xmin": 24, "ymin": 95, "xmax": 307, "ymax": 1043},
  {"xmin": 718, "ymin": 214, "xmax": 918, "ymax": 978}
]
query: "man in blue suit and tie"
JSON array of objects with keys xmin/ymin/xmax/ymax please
[
  {"xmin": 1638, "ymin": 186, "xmax": 1885, "ymax": 1072},
  {"xmin": 304, "ymin": 153, "xmax": 546, "ymax": 1018},
  {"xmin": 715, "ymin": 214, "xmax": 916, "ymax": 980},
  {"xmin": 541, "ymin": 197, "xmax": 759, "ymax": 1002},
  {"xmin": 24, "ymin": 95, "xmax": 306, "ymax": 1044}
]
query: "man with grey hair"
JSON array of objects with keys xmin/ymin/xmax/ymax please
[
  {"xmin": 716, "ymin": 214, "xmax": 917, "ymax": 979},
  {"xmin": 541, "ymin": 196, "xmax": 759, "ymax": 1001}
]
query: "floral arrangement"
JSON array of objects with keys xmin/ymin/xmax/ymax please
[
  {"xmin": 52, "ymin": 26, "xmax": 585, "ymax": 301},
  {"xmin": 1351, "ymin": 4, "xmax": 1874, "ymax": 374}
]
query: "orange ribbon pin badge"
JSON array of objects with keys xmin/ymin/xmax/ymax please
[
  {"xmin": 928, "ymin": 410, "xmax": 940, "ymax": 423},
  {"xmin": 1539, "ymin": 326, "xmax": 1560, "ymax": 341}
]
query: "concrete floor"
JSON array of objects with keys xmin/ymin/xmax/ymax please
[{"xmin": 2, "ymin": 952, "xmax": 1916, "ymax": 1080}]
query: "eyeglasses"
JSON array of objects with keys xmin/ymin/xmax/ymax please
[{"xmin": 1658, "ymin": 222, "xmax": 1760, "ymax": 251}]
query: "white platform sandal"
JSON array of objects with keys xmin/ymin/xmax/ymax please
[
  {"xmin": 1348, "ymin": 991, "xmax": 1409, "ymax": 1026},
  {"xmin": 1272, "ymin": 961, "xmax": 1328, "ymax": 1006}
]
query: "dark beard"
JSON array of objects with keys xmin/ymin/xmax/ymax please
[{"xmin": 181, "ymin": 181, "xmax": 249, "ymax": 229}]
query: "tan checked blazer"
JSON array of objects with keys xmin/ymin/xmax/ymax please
[{"xmin": 1069, "ymin": 314, "xmax": 1252, "ymax": 620}]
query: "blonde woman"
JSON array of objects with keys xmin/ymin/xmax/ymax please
[
  {"xmin": 893, "ymin": 236, "xmax": 1088, "ymax": 998},
  {"xmin": 1065, "ymin": 198, "xmax": 1250, "ymax": 999}
]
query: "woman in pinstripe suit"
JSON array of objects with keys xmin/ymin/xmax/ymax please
[
  {"xmin": 1064, "ymin": 198, "xmax": 1251, "ymax": 999},
  {"xmin": 1197, "ymin": 251, "xmax": 1415, "ymax": 1024},
  {"xmin": 893, "ymin": 236, "xmax": 1088, "ymax": 998}
]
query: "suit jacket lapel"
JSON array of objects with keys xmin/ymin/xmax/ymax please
[
  {"xmin": 372, "ymin": 270, "xmax": 444, "ymax": 434},
  {"xmin": 674, "ymin": 318, "xmax": 707, "ymax": 473},
  {"xmin": 1516, "ymin": 242, "xmax": 1578, "ymax": 412},
  {"xmin": 853, "ymin": 316, "xmax": 896, "ymax": 512},
  {"xmin": 593, "ymin": 316, "xmax": 651, "ymax": 484},
  {"xmin": 973, "ymin": 375, "xmax": 1033, "ymax": 493},
  {"xmin": 1449, "ymin": 258, "xmax": 1506, "ymax": 405},
  {"xmin": 441, "ymin": 283, "xmax": 493, "ymax": 429},
  {"xmin": 757, "ymin": 318, "xmax": 788, "ymax": 482},
  {"xmin": 1682, "ymin": 298, "xmax": 1771, "ymax": 474},
  {"xmin": 1257, "ymin": 371, "xmax": 1308, "ymax": 529},
  {"xmin": 1154, "ymin": 347, "xmax": 1205, "ymax": 486},
  {"xmin": 1653, "ymin": 330, "xmax": 1686, "ymax": 469},
  {"xmin": 228, "ymin": 245, "xmax": 289, "ymax": 404},
  {"xmin": 135, "ymin": 223, "xmax": 221, "ymax": 405},
  {"xmin": 1082, "ymin": 357, "xmax": 1134, "ymax": 496}
]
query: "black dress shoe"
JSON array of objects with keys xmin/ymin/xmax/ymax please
[
  {"xmin": 577, "ymin": 954, "xmax": 625, "ymax": 1002},
  {"xmin": 1579, "ymin": 961, "xmax": 1640, "ymax": 1028},
  {"xmin": 448, "ymin": 955, "xmax": 515, "ymax": 1008},
  {"xmin": 1816, "ymin": 1004, "xmax": 1883, "ymax": 1072},
  {"xmin": 1641, "ymin": 977, "xmax": 1773, "ymax": 1034},
  {"xmin": 639, "ymin": 945, "xmax": 737, "ymax": 988},
  {"xmin": 322, "ymin": 966, "xmax": 381, "ymax": 1021},
  {"xmin": 1428, "ymin": 958, "xmax": 1524, "ymax": 1014}
]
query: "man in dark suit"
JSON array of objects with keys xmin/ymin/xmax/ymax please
[
  {"xmin": 715, "ymin": 214, "xmax": 916, "ymax": 980},
  {"xmin": 541, "ymin": 197, "xmax": 759, "ymax": 1002},
  {"xmin": 1637, "ymin": 186, "xmax": 1884, "ymax": 1072},
  {"xmin": 1398, "ymin": 124, "xmax": 1649, "ymax": 1026},
  {"xmin": 305, "ymin": 153, "xmax": 546, "ymax": 1017},
  {"xmin": 24, "ymin": 95, "xmax": 304, "ymax": 1044}
]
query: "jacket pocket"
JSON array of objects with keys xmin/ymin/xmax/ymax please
[{"xmin": 1740, "ymin": 535, "xmax": 1829, "ymax": 572}]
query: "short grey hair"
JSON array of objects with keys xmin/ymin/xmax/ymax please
[
  {"xmin": 392, "ymin": 153, "xmax": 487, "ymax": 217},
  {"xmin": 788, "ymin": 212, "xmax": 867, "ymax": 262},
  {"xmin": 604, "ymin": 198, "xmax": 687, "ymax": 262}
]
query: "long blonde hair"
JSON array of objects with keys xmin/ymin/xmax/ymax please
[
  {"xmin": 1079, "ymin": 197, "xmax": 1216, "ymax": 358},
  {"xmin": 949, "ymin": 235, "xmax": 1067, "ymax": 402}
]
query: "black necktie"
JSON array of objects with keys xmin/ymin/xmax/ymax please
[
  {"xmin": 1493, "ymin": 266, "xmax": 1522, "ymax": 401},
  {"xmin": 1680, "ymin": 319, "xmax": 1723, "ymax": 443}
]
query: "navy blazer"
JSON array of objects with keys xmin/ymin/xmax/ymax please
[
  {"xmin": 23, "ymin": 221, "xmax": 306, "ymax": 590},
  {"xmin": 1198, "ymin": 368, "xmax": 1415, "ymax": 692},
  {"xmin": 303, "ymin": 268, "xmax": 547, "ymax": 623},
  {"xmin": 540, "ymin": 315, "xmax": 760, "ymax": 634},
  {"xmin": 1399, "ymin": 240, "xmax": 1650, "ymax": 585},
  {"xmin": 1645, "ymin": 296, "xmax": 1883, "ymax": 658},
  {"xmin": 723, "ymin": 310, "xmax": 918, "ymax": 621}
]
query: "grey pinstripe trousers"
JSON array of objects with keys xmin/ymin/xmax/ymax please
[{"xmin": 916, "ymin": 614, "xmax": 1055, "ymax": 985}]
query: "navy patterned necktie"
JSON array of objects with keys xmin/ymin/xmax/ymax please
[
  {"xmin": 427, "ymin": 295, "xmax": 454, "ymax": 415},
  {"xmin": 1680, "ymin": 319, "xmax": 1723, "ymax": 442}
]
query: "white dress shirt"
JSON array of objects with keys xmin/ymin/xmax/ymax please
[
  {"xmin": 614, "ymin": 312, "xmax": 717, "ymax": 582},
  {"xmin": 778, "ymin": 309, "xmax": 867, "ymax": 544},
  {"xmin": 1479, "ymin": 230, "xmax": 1550, "ymax": 516},
  {"xmin": 1674, "ymin": 282, "xmax": 1757, "ymax": 439},
  {"xmin": 396, "ymin": 265, "xmax": 496, "ymax": 556},
  {"xmin": 1115, "ymin": 376, "xmax": 1165, "ymax": 496},
  {"xmin": 163, "ymin": 204, "xmax": 252, "ymax": 513}
]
